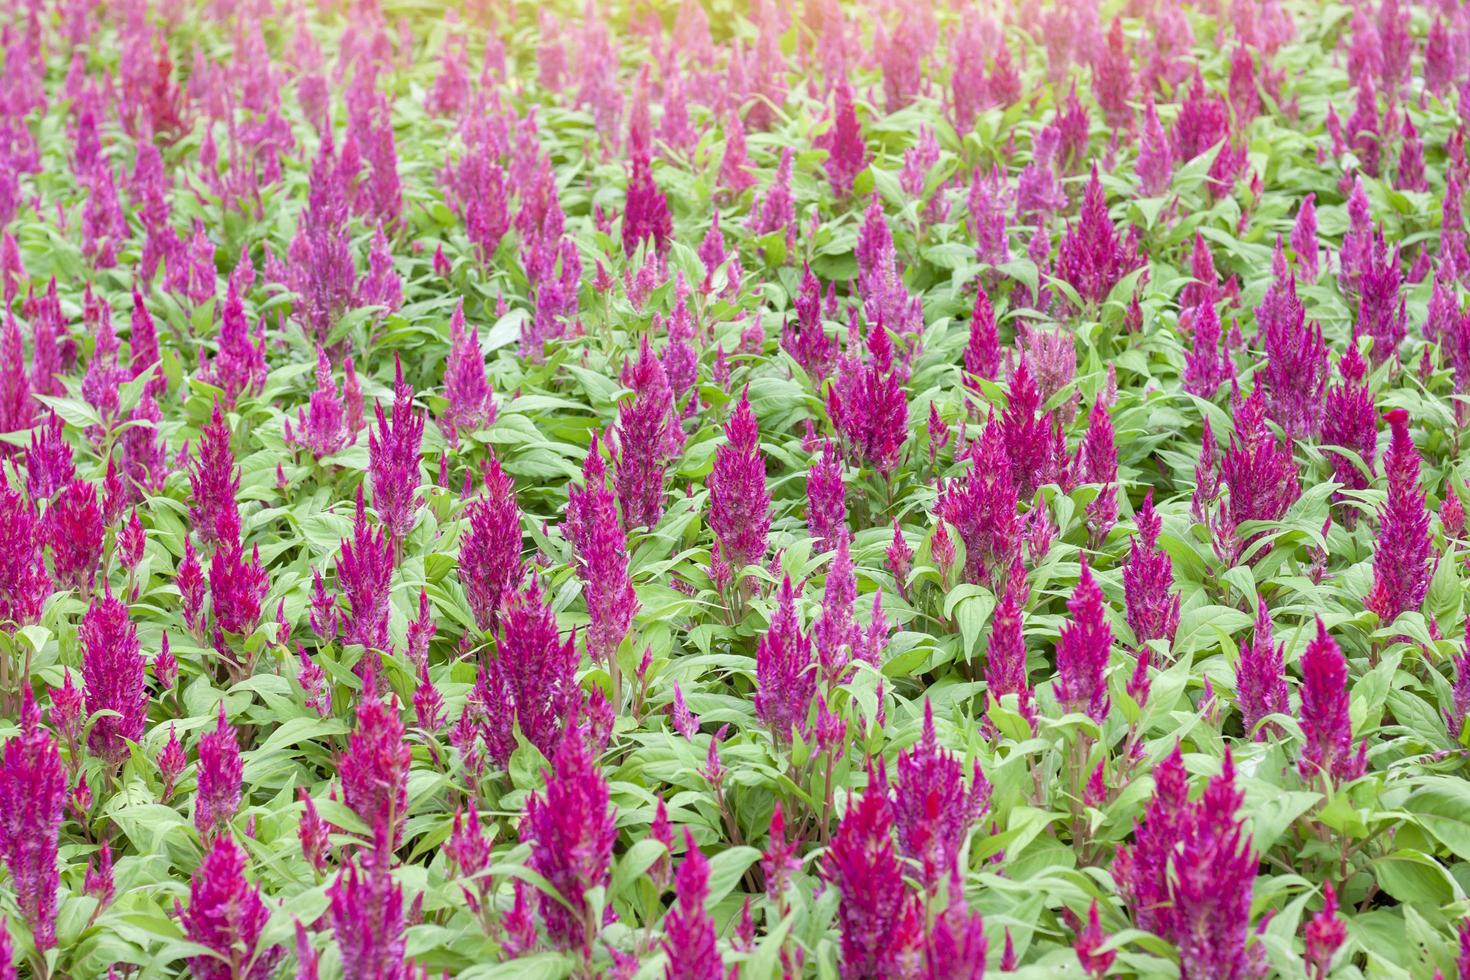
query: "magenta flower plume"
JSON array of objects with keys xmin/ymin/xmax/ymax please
[
  {"xmin": 1321, "ymin": 343, "xmax": 1377, "ymax": 503},
  {"xmin": 940, "ymin": 415, "xmax": 1019, "ymax": 589},
  {"xmin": 1446, "ymin": 638, "xmax": 1470, "ymax": 741},
  {"xmin": 783, "ymin": 265, "xmax": 839, "ymax": 380},
  {"xmin": 1221, "ymin": 387, "xmax": 1301, "ymax": 555},
  {"xmin": 1235, "ymin": 600, "xmax": 1290, "ymax": 740},
  {"xmin": 337, "ymin": 487, "xmax": 393, "ymax": 651},
  {"xmin": 177, "ymin": 834, "xmax": 283, "ymax": 980},
  {"xmin": 0, "ymin": 475, "xmax": 49, "ymax": 628},
  {"xmin": 1057, "ymin": 163, "xmax": 1137, "ymax": 307},
  {"xmin": 189, "ymin": 403, "xmax": 241, "ymax": 547},
  {"xmin": 1182, "ymin": 298, "xmax": 1231, "ymax": 397},
  {"xmin": 708, "ymin": 392, "xmax": 770, "ymax": 570},
  {"xmin": 1122, "ymin": 493, "xmax": 1180, "ymax": 650},
  {"xmin": 340, "ymin": 689, "xmax": 412, "ymax": 848},
  {"xmin": 1298, "ymin": 617, "xmax": 1367, "ymax": 785},
  {"xmin": 1170, "ymin": 752, "xmax": 1258, "ymax": 977},
  {"xmin": 999, "ymin": 360, "xmax": 1065, "ymax": 500},
  {"xmin": 469, "ymin": 578, "xmax": 579, "ymax": 766},
  {"xmin": 806, "ymin": 439, "xmax": 848, "ymax": 553},
  {"xmin": 827, "ymin": 319, "xmax": 909, "ymax": 476},
  {"xmin": 158, "ymin": 724, "xmax": 186, "ymax": 803},
  {"xmin": 1137, "ymin": 99, "xmax": 1172, "ymax": 196},
  {"xmin": 986, "ymin": 561, "xmax": 1036, "ymax": 731},
  {"xmin": 1054, "ymin": 558, "xmax": 1113, "ymax": 724},
  {"xmin": 1074, "ymin": 899, "xmax": 1115, "ymax": 978},
  {"xmin": 368, "ymin": 370, "xmax": 425, "ymax": 541},
  {"xmin": 195, "ymin": 703, "xmax": 242, "ymax": 835},
  {"xmin": 329, "ymin": 822, "xmax": 410, "ymax": 979},
  {"xmin": 894, "ymin": 701, "xmax": 990, "ymax": 888},
  {"xmin": 209, "ymin": 537, "xmax": 269, "ymax": 642},
  {"xmin": 661, "ymin": 830, "xmax": 722, "ymax": 980},
  {"xmin": 1257, "ymin": 255, "xmax": 1328, "ymax": 439},
  {"xmin": 523, "ymin": 724, "xmax": 617, "ymax": 953},
  {"xmin": 289, "ymin": 347, "xmax": 347, "ymax": 459},
  {"xmin": 623, "ymin": 142, "xmax": 672, "ymax": 257},
  {"xmin": 964, "ymin": 285, "xmax": 1001, "ymax": 386},
  {"xmin": 80, "ymin": 593, "xmax": 146, "ymax": 764},
  {"xmin": 566, "ymin": 436, "xmax": 636, "ymax": 665},
  {"xmin": 0, "ymin": 690, "xmax": 65, "ymax": 950},
  {"xmin": 442, "ymin": 300, "xmax": 495, "ymax": 437},
  {"xmin": 613, "ymin": 337, "xmax": 674, "ymax": 530},
  {"xmin": 460, "ymin": 453, "xmax": 523, "ymax": 631},
  {"xmin": 1305, "ymin": 882, "xmax": 1347, "ymax": 978},
  {"xmin": 754, "ymin": 575, "xmax": 816, "ymax": 743},
  {"xmin": 822, "ymin": 778, "xmax": 923, "ymax": 978},
  {"xmin": 44, "ymin": 479, "xmax": 103, "ymax": 592},
  {"xmin": 1366, "ymin": 409, "xmax": 1431, "ymax": 623},
  {"xmin": 821, "ymin": 77, "xmax": 867, "ymax": 197},
  {"xmin": 924, "ymin": 866, "xmax": 988, "ymax": 978},
  {"xmin": 1115, "ymin": 745, "xmax": 1190, "ymax": 938},
  {"xmin": 1293, "ymin": 193, "xmax": 1320, "ymax": 280},
  {"xmin": 25, "ymin": 412, "xmax": 74, "ymax": 502}
]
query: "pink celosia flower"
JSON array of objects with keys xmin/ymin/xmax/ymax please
[
  {"xmin": 661, "ymin": 830, "xmax": 722, "ymax": 980},
  {"xmin": 826, "ymin": 320, "xmax": 909, "ymax": 476},
  {"xmin": 178, "ymin": 537, "xmax": 207, "ymax": 638},
  {"xmin": 939, "ymin": 415, "xmax": 1019, "ymax": 588},
  {"xmin": 45, "ymin": 479, "xmax": 104, "ymax": 592},
  {"xmin": 81, "ymin": 593, "xmax": 146, "ymax": 764},
  {"xmin": 209, "ymin": 538, "xmax": 269, "ymax": 641},
  {"xmin": 1298, "ymin": 617, "xmax": 1367, "ymax": 785},
  {"xmin": 986, "ymin": 561, "xmax": 1035, "ymax": 731},
  {"xmin": 0, "ymin": 475, "xmax": 49, "ymax": 628},
  {"xmin": 177, "ymin": 834, "xmax": 283, "ymax": 980},
  {"xmin": 964, "ymin": 285, "xmax": 1001, "ymax": 386},
  {"xmin": 25, "ymin": 413, "xmax": 74, "ymax": 501},
  {"xmin": 623, "ymin": 143, "xmax": 672, "ymax": 257},
  {"xmin": 337, "ymin": 487, "xmax": 393, "ymax": 651},
  {"xmin": 0, "ymin": 690, "xmax": 65, "ymax": 950},
  {"xmin": 708, "ymin": 393, "xmax": 770, "ymax": 570},
  {"xmin": 820, "ymin": 77, "xmax": 867, "ymax": 197},
  {"xmin": 566, "ymin": 436, "xmax": 637, "ymax": 664},
  {"xmin": 1123, "ymin": 493, "xmax": 1180, "ymax": 650},
  {"xmin": 613, "ymin": 338, "xmax": 674, "ymax": 530},
  {"xmin": 1357, "ymin": 234, "xmax": 1407, "ymax": 363},
  {"xmin": 1304, "ymin": 882, "xmax": 1347, "ymax": 979},
  {"xmin": 1074, "ymin": 899, "xmax": 1115, "ymax": 978},
  {"xmin": 1257, "ymin": 248, "xmax": 1328, "ymax": 438},
  {"xmin": 1054, "ymin": 558, "xmax": 1113, "ymax": 723},
  {"xmin": 1321, "ymin": 343, "xmax": 1377, "ymax": 505},
  {"xmin": 522, "ymin": 723, "xmax": 617, "ymax": 953},
  {"xmin": 441, "ymin": 300, "xmax": 495, "ymax": 437},
  {"xmin": 1221, "ymin": 387, "xmax": 1301, "ymax": 558},
  {"xmin": 1236, "ymin": 599, "xmax": 1290, "ymax": 740},
  {"xmin": 158, "ymin": 724, "xmax": 186, "ymax": 802},
  {"xmin": 329, "ymin": 821, "xmax": 410, "ymax": 979},
  {"xmin": 806, "ymin": 439, "xmax": 848, "ymax": 553},
  {"xmin": 894, "ymin": 701, "xmax": 990, "ymax": 888},
  {"xmin": 1292, "ymin": 193, "xmax": 1320, "ymax": 280},
  {"xmin": 754, "ymin": 576, "xmax": 816, "ymax": 742},
  {"xmin": 1366, "ymin": 409, "xmax": 1431, "ymax": 623},
  {"xmin": 195, "ymin": 703, "xmax": 242, "ymax": 835},
  {"xmin": 460, "ymin": 453, "xmax": 523, "ymax": 631},
  {"xmin": 1182, "ymin": 299, "xmax": 1232, "ymax": 397},
  {"xmin": 368, "ymin": 364, "xmax": 425, "ymax": 541},
  {"xmin": 340, "ymin": 687, "xmax": 412, "ymax": 847},
  {"xmin": 189, "ymin": 404, "xmax": 241, "ymax": 547},
  {"xmin": 1057, "ymin": 163, "xmax": 1138, "ymax": 307},
  {"xmin": 288, "ymin": 348, "xmax": 348, "ymax": 459},
  {"xmin": 998, "ymin": 360, "xmax": 1066, "ymax": 499}
]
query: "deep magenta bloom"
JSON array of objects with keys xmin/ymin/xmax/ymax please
[
  {"xmin": 1074, "ymin": 900, "xmax": 1116, "ymax": 977},
  {"xmin": 827, "ymin": 320, "xmax": 909, "ymax": 476},
  {"xmin": 1321, "ymin": 343, "xmax": 1377, "ymax": 501},
  {"xmin": 178, "ymin": 537, "xmax": 207, "ymax": 637},
  {"xmin": 289, "ymin": 347, "xmax": 347, "ymax": 459},
  {"xmin": 1357, "ymin": 234, "xmax": 1407, "ymax": 363},
  {"xmin": 999, "ymin": 360, "xmax": 1065, "ymax": 500},
  {"xmin": 613, "ymin": 339, "xmax": 674, "ymax": 530},
  {"xmin": 189, "ymin": 403, "xmax": 241, "ymax": 547},
  {"xmin": 806, "ymin": 439, "xmax": 848, "ymax": 553},
  {"xmin": 338, "ymin": 487, "xmax": 393, "ymax": 651},
  {"xmin": 823, "ymin": 778, "xmax": 923, "ymax": 978},
  {"xmin": 1182, "ymin": 299, "xmax": 1231, "ymax": 398},
  {"xmin": 1298, "ymin": 617, "xmax": 1367, "ymax": 785},
  {"xmin": 25, "ymin": 413, "xmax": 74, "ymax": 501},
  {"xmin": 754, "ymin": 575, "xmax": 816, "ymax": 742},
  {"xmin": 1257, "ymin": 251, "xmax": 1328, "ymax": 439},
  {"xmin": 964, "ymin": 286, "xmax": 1001, "ymax": 385},
  {"xmin": 1235, "ymin": 600, "xmax": 1290, "ymax": 740},
  {"xmin": 893, "ymin": 701, "xmax": 990, "ymax": 888},
  {"xmin": 470, "ymin": 579, "xmax": 579, "ymax": 766},
  {"xmin": 1054, "ymin": 558, "xmax": 1113, "ymax": 723},
  {"xmin": 0, "ymin": 691, "xmax": 65, "ymax": 950},
  {"xmin": 81, "ymin": 593, "xmax": 146, "ymax": 764},
  {"xmin": 566, "ymin": 437, "xmax": 637, "ymax": 664},
  {"xmin": 1366, "ymin": 409, "xmax": 1431, "ymax": 623},
  {"xmin": 821, "ymin": 77, "xmax": 867, "ymax": 197},
  {"xmin": 209, "ymin": 538, "xmax": 269, "ymax": 639},
  {"xmin": 368, "ymin": 372, "xmax": 425, "ymax": 541},
  {"xmin": 442, "ymin": 300, "xmax": 495, "ymax": 437},
  {"xmin": 708, "ymin": 393, "xmax": 770, "ymax": 570},
  {"xmin": 1122, "ymin": 493, "xmax": 1180, "ymax": 649},
  {"xmin": 177, "ymin": 834, "xmax": 283, "ymax": 980},
  {"xmin": 1137, "ymin": 99, "xmax": 1172, "ymax": 195},
  {"xmin": 661, "ymin": 830, "xmax": 723, "ymax": 980},
  {"xmin": 159, "ymin": 724, "xmax": 186, "ymax": 802},
  {"xmin": 522, "ymin": 726, "xmax": 617, "ymax": 953},
  {"xmin": 940, "ymin": 416, "xmax": 1019, "ymax": 588},
  {"xmin": 340, "ymin": 690, "xmax": 412, "ymax": 848},
  {"xmin": 1115, "ymin": 745, "xmax": 1190, "ymax": 938},
  {"xmin": 986, "ymin": 561, "xmax": 1036, "ymax": 730},
  {"xmin": 1305, "ymin": 882, "xmax": 1347, "ymax": 977},
  {"xmin": 329, "ymin": 823, "xmax": 410, "ymax": 979},
  {"xmin": 623, "ymin": 143, "xmax": 672, "ymax": 257},
  {"xmin": 0, "ymin": 476, "xmax": 49, "ymax": 627},
  {"xmin": 460, "ymin": 454, "xmax": 523, "ymax": 631},
  {"xmin": 1057, "ymin": 163, "xmax": 1137, "ymax": 306},
  {"xmin": 1221, "ymin": 387, "xmax": 1301, "ymax": 554},
  {"xmin": 195, "ymin": 703, "xmax": 242, "ymax": 835},
  {"xmin": 44, "ymin": 479, "xmax": 104, "ymax": 592}
]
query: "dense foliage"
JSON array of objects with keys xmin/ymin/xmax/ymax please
[{"xmin": 0, "ymin": 0, "xmax": 1469, "ymax": 977}]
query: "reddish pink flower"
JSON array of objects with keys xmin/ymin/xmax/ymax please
[{"xmin": 177, "ymin": 834, "xmax": 283, "ymax": 980}]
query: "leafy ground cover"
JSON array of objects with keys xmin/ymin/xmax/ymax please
[{"xmin": 0, "ymin": 0, "xmax": 1469, "ymax": 976}]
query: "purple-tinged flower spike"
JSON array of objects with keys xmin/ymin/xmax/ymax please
[
  {"xmin": 338, "ymin": 487, "xmax": 393, "ymax": 652},
  {"xmin": 1074, "ymin": 900, "xmax": 1115, "ymax": 978},
  {"xmin": 298, "ymin": 790, "xmax": 331, "ymax": 875},
  {"xmin": 940, "ymin": 416, "xmax": 1019, "ymax": 589},
  {"xmin": 924, "ymin": 866, "xmax": 988, "ymax": 979},
  {"xmin": 754, "ymin": 576, "xmax": 816, "ymax": 743},
  {"xmin": 894, "ymin": 701, "xmax": 991, "ymax": 889},
  {"xmin": 661, "ymin": 830, "xmax": 722, "ymax": 980},
  {"xmin": 158, "ymin": 724, "xmax": 186, "ymax": 802},
  {"xmin": 0, "ymin": 690, "xmax": 65, "ymax": 951},
  {"xmin": 441, "ymin": 300, "xmax": 495, "ymax": 438},
  {"xmin": 329, "ymin": 821, "xmax": 410, "ymax": 979},
  {"xmin": 1257, "ymin": 263, "xmax": 1329, "ymax": 441},
  {"xmin": 827, "ymin": 322, "xmax": 909, "ymax": 476},
  {"xmin": 209, "ymin": 268, "xmax": 268, "ymax": 405},
  {"xmin": 368, "ymin": 367, "xmax": 425, "ymax": 542},
  {"xmin": 986, "ymin": 561, "xmax": 1036, "ymax": 732},
  {"xmin": 1057, "ymin": 163, "xmax": 1137, "ymax": 307},
  {"xmin": 44, "ymin": 479, "xmax": 103, "ymax": 592},
  {"xmin": 823, "ymin": 778, "xmax": 924, "ymax": 978},
  {"xmin": 999, "ymin": 360, "xmax": 1065, "ymax": 501},
  {"xmin": 763, "ymin": 801, "xmax": 800, "ymax": 904},
  {"xmin": 523, "ymin": 723, "xmax": 617, "ymax": 954},
  {"xmin": 1169, "ymin": 751, "xmax": 1257, "ymax": 977},
  {"xmin": 189, "ymin": 403, "xmax": 241, "ymax": 547},
  {"xmin": 1445, "ymin": 638, "xmax": 1470, "ymax": 740},
  {"xmin": 1298, "ymin": 617, "xmax": 1367, "ymax": 786},
  {"xmin": 405, "ymin": 589, "xmax": 435, "ymax": 669},
  {"xmin": 566, "ymin": 436, "xmax": 637, "ymax": 666},
  {"xmin": 153, "ymin": 634, "xmax": 177, "ymax": 691},
  {"xmin": 81, "ymin": 593, "xmax": 146, "ymax": 764},
  {"xmin": 1137, "ymin": 99, "xmax": 1172, "ymax": 196},
  {"xmin": 1182, "ymin": 299, "xmax": 1232, "ymax": 397},
  {"xmin": 460, "ymin": 453, "xmax": 523, "ymax": 631},
  {"xmin": 0, "ymin": 476, "xmax": 49, "ymax": 628},
  {"xmin": 1304, "ymin": 882, "xmax": 1347, "ymax": 979},
  {"xmin": 195, "ymin": 703, "xmax": 242, "ymax": 836},
  {"xmin": 290, "ymin": 348, "xmax": 347, "ymax": 459},
  {"xmin": 963, "ymin": 285, "xmax": 1001, "ymax": 387},
  {"xmin": 1357, "ymin": 235, "xmax": 1407, "ymax": 363},
  {"xmin": 623, "ymin": 141, "xmax": 672, "ymax": 257},
  {"xmin": 1321, "ymin": 342, "xmax": 1377, "ymax": 507},
  {"xmin": 209, "ymin": 538, "xmax": 269, "ymax": 642},
  {"xmin": 1123, "ymin": 493, "xmax": 1180, "ymax": 651},
  {"xmin": 294, "ymin": 919, "xmax": 320, "ymax": 980},
  {"xmin": 1054, "ymin": 558, "xmax": 1113, "ymax": 724},
  {"xmin": 118, "ymin": 509, "xmax": 145, "ymax": 569},
  {"xmin": 783, "ymin": 265, "xmax": 838, "ymax": 381},
  {"xmin": 1366, "ymin": 409, "xmax": 1431, "ymax": 624},
  {"xmin": 670, "ymin": 684, "xmax": 698, "ymax": 740},
  {"xmin": 341, "ymin": 689, "xmax": 412, "ymax": 849},
  {"xmin": 25, "ymin": 413, "xmax": 74, "ymax": 502},
  {"xmin": 1076, "ymin": 394, "xmax": 1118, "ymax": 541},
  {"xmin": 177, "ymin": 834, "xmax": 284, "ymax": 980},
  {"xmin": 708, "ymin": 392, "xmax": 770, "ymax": 571},
  {"xmin": 469, "ymin": 579, "xmax": 579, "ymax": 766},
  {"xmin": 806, "ymin": 440, "xmax": 847, "ymax": 553},
  {"xmin": 177, "ymin": 536, "xmax": 208, "ymax": 639},
  {"xmin": 0, "ymin": 316, "xmax": 32, "ymax": 446},
  {"xmin": 887, "ymin": 521, "xmax": 914, "ymax": 598},
  {"xmin": 1292, "ymin": 193, "xmax": 1320, "ymax": 281},
  {"xmin": 1236, "ymin": 600, "xmax": 1290, "ymax": 741},
  {"xmin": 1221, "ymin": 387, "xmax": 1301, "ymax": 556},
  {"xmin": 613, "ymin": 338, "xmax": 674, "ymax": 530},
  {"xmin": 821, "ymin": 77, "xmax": 867, "ymax": 197},
  {"xmin": 813, "ymin": 532, "xmax": 860, "ymax": 683}
]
